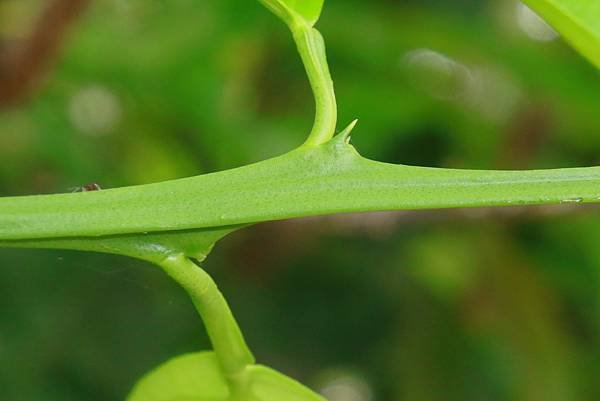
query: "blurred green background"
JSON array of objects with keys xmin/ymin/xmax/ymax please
[{"xmin": 1, "ymin": 0, "xmax": 599, "ymax": 400}]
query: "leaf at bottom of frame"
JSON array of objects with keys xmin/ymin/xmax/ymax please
[{"xmin": 126, "ymin": 352, "xmax": 327, "ymax": 401}]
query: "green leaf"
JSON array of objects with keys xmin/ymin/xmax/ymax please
[
  {"xmin": 258, "ymin": 0, "xmax": 325, "ymax": 27},
  {"xmin": 522, "ymin": 0, "xmax": 600, "ymax": 68},
  {"xmin": 127, "ymin": 352, "xmax": 230, "ymax": 401},
  {"xmin": 3, "ymin": 132, "xmax": 600, "ymax": 242},
  {"xmin": 127, "ymin": 352, "xmax": 326, "ymax": 401},
  {"xmin": 245, "ymin": 365, "xmax": 327, "ymax": 401}
]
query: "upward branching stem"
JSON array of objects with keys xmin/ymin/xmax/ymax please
[
  {"xmin": 293, "ymin": 24, "xmax": 337, "ymax": 147},
  {"xmin": 258, "ymin": 0, "xmax": 337, "ymax": 146}
]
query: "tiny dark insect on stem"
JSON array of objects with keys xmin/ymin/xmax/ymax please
[
  {"xmin": 70, "ymin": 183, "xmax": 102, "ymax": 193},
  {"xmin": 82, "ymin": 183, "xmax": 101, "ymax": 192}
]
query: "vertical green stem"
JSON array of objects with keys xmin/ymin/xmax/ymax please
[
  {"xmin": 293, "ymin": 24, "xmax": 337, "ymax": 147},
  {"xmin": 158, "ymin": 254, "xmax": 254, "ymax": 378}
]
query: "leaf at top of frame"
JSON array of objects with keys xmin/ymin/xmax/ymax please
[
  {"xmin": 258, "ymin": 0, "xmax": 325, "ymax": 27},
  {"xmin": 522, "ymin": 0, "xmax": 600, "ymax": 68}
]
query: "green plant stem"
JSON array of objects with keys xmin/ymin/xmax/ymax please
[
  {"xmin": 294, "ymin": 24, "xmax": 337, "ymax": 147},
  {"xmin": 258, "ymin": 0, "xmax": 336, "ymax": 146},
  {"xmin": 158, "ymin": 254, "xmax": 254, "ymax": 379},
  {"xmin": 2, "ymin": 134, "xmax": 600, "ymax": 242}
]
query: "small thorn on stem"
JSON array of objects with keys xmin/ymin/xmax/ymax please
[{"xmin": 339, "ymin": 119, "xmax": 358, "ymax": 143}]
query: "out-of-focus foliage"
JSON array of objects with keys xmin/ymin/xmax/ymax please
[
  {"xmin": 0, "ymin": 1, "xmax": 599, "ymax": 401},
  {"xmin": 523, "ymin": 0, "xmax": 600, "ymax": 68}
]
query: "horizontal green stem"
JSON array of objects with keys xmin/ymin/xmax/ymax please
[{"xmin": 1, "ymin": 133, "xmax": 600, "ymax": 241}]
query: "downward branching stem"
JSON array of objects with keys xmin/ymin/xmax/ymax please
[{"xmin": 158, "ymin": 254, "xmax": 254, "ymax": 379}]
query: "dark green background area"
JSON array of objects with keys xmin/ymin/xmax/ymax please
[{"xmin": 1, "ymin": 0, "xmax": 599, "ymax": 400}]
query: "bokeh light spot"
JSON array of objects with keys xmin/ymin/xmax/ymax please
[
  {"xmin": 318, "ymin": 371, "xmax": 373, "ymax": 401},
  {"xmin": 516, "ymin": 2, "xmax": 559, "ymax": 42},
  {"xmin": 69, "ymin": 85, "xmax": 122, "ymax": 136}
]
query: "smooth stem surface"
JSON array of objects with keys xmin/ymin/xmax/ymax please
[
  {"xmin": 293, "ymin": 24, "xmax": 337, "ymax": 147},
  {"xmin": 158, "ymin": 254, "xmax": 254, "ymax": 378}
]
